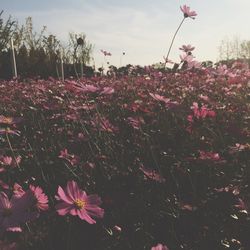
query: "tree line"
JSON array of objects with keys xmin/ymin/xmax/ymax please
[
  {"xmin": 0, "ymin": 11, "xmax": 94, "ymax": 79},
  {"xmin": 218, "ymin": 36, "xmax": 250, "ymax": 64}
]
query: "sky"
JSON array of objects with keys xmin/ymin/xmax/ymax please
[{"xmin": 1, "ymin": 0, "xmax": 250, "ymax": 68}]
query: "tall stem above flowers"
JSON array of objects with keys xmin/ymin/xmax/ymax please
[{"xmin": 164, "ymin": 5, "xmax": 197, "ymax": 68}]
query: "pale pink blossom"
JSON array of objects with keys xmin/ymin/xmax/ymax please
[
  {"xmin": 180, "ymin": 5, "xmax": 197, "ymax": 19},
  {"xmin": 100, "ymin": 87, "xmax": 114, "ymax": 95},
  {"xmin": 179, "ymin": 44, "xmax": 195, "ymax": 53},
  {"xmin": 100, "ymin": 49, "xmax": 112, "ymax": 56},
  {"xmin": 180, "ymin": 53, "xmax": 194, "ymax": 62},
  {"xmin": 151, "ymin": 243, "xmax": 169, "ymax": 250}
]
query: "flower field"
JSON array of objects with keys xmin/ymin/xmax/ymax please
[{"xmin": 0, "ymin": 61, "xmax": 249, "ymax": 249}]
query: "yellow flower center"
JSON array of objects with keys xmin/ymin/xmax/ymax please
[
  {"xmin": 5, "ymin": 117, "xmax": 13, "ymax": 124},
  {"xmin": 74, "ymin": 199, "xmax": 86, "ymax": 209}
]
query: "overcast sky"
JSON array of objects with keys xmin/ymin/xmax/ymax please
[{"xmin": 1, "ymin": 0, "xmax": 250, "ymax": 68}]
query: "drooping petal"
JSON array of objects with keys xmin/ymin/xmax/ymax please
[
  {"xmin": 85, "ymin": 206, "xmax": 104, "ymax": 218},
  {"xmin": 77, "ymin": 209, "xmax": 96, "ymax": 224},
  {"xmin": 86, "ymin": 194, "xmax": 102, "ymax": 206},
  {"xmin": 55, "ymin": 202, "xmax": 72, "ymax": 216}
]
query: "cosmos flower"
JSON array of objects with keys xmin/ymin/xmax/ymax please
[
  {"xmin": 198, "ymin": 151, "xmax": 221, "ymax": 161},
  {"xmin": 55, "ymin": 180, "xmax": 104, "ymax": 224},
  {"xmin": 179, "ymin": 44, "xmax": 195, "ymax": 53},
  {"xmin": 0, "ymin": 128, "xmax": 20, "ymax": 136},
  {"xmin": 151, "ymin": 243, "xmax": 169, "ymax": 250},
  {"xmin": 29, "ymin": 185, "xmax": 49, "ymax": 211},
  {"xmin": 0, "ymin": 192, "xmax": 35, "ymax": 233},
  {"xmin": 0, "ymin": 156, "xmax": 21, "ymax": 168},
  {"xmin": 140, "ymin": 166, "xmax": 166, "ymax": 183},
  {"xmin": 0, "ymin": 116, "xmax": 22, "ymax": 125},
  {"xmin": 180, "ymin": 5, "xmax": 197, "ymax": 19},
  {"xmin": 100, "ymin": 87, "xmax": 114, "ymax": 95},
  {"xmin": 100, "ymin": 49, "xmax": 112, "ymax": 56}
]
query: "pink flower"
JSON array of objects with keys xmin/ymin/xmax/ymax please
[
  {"xmin": 13, "ymin": 183, "xmax": 25, "ymax": 198},
  {"xmin": 58, "ymin": 149, "xmax": 80, "ymax": 166},
  {"xmin": 199, "ymin": 94, "xmax": 210, "ymax": 102},
  {"xmin": 91, "ymin": 116, "xmax": 118, "ymax": 133},
  {"xmin": 179, "ymin": 44, "xmax": 195, "ymax": 53},
  {"xmin": 113, "ymin": 225, "xmax": 122, "ymax": 232},
  {"xmin": 0, "ymin": 128, "xmax": 20, "ymax": 136},
  {"xmin": 127, "ymin": 117, "xmax": 145, "ymax": 130},
  {"xmin": 100, "ymin": 87, "xmax": 114, "ymax": 95},
  {"xmin": 0, "ymin": 180, "xmax": 9, "ymax": 190},
  {"xmin": 180, "ymin": 53, "xmax": 194, "ymax": 62},
  {"xmin": 198, "ymin": 151, "xmax": 220, "ymax": 161},
  {"xmin": 187, "ymin": 60, "xmax": 202, "ymax": 69},
  {"xmin": 189, "ymin": 102, "xmax": 216, "ymax": 120},
  {"xmin": 29, "ymin": 185, "xmax": 49, "ymax": 211},
  {"xmin": 150, "ymin": 93, "xmax": 170, "ymax": 103},
  {"xmin": 0, "ymin": 156, "xmax": 21, "ymax": 168},
  {"xmin": 0, "ymin": 116, "xmax": 22, "ymax": 125},
  {"xmin": 140, "ymin": 166, "xmax": 166, "ymax": 183},
  {"xmin": 55, "ymin": 180, "xmax": 104, "ymax": 224},
  {"xmin": 150, "ymin": 93, "xmax": 179, "ymax": 109},
  {"xmin": 151, "ymin": 243, "xmax": 169, "ymax": 250},
  {"xmin": 100, "ymin": 49, "xmax": 112, "ymax": 56},
  {"xmin": 0, "ymin": 192, "xmax": 34, "ymax": 233},
  {"xmin": 180, "ymin": 5, "xmax": 197, "ymax": 19}
]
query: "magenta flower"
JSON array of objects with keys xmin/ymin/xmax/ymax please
[
  {"xmin": 151, "ymin": 243, "xmax": 169, "ymax": 250},
  {"xmin": 198, "ymin": 151, "xmax": 221, "ymax": 161},
  {"xmin": 0, "ymin": 128, "xmax": 20, "ymax": 136},
  {"xmin": 55, "ymin": 180, "xmax": 104, "ymax": 224},
  {"xmin": 13, "ymin": 183, "xmax": 25, "ymax": 198},
  {"xmin": 140, "ymin": 166, "xmax": 166, "ymax": 183},
  {"xmin": 29, "ymin": 185, "xmax": 49, "ymax": 211},
  {"xmin": 149, "ymin": 93, "xmax": 179, "ymax": 109},
  {"xmin": 0, "ymin": 156, "xmax": 21, "ymax": 168},
  {"xmin": 180, "ymin": 5, "xmax": 197, "ymax": 19},
  {"xmin": 100, "ymin": 87, "xmax": 114, "ymax": 95},
  {"xmin": 58, "ymin": 149, "xmax": 80, "ymax": 166},
  {"xmin": 150, "ymin": 93, "xmax": 170, "ymax": 104},
  {"xmin": 190, "ymin": 102, "xmax": 216, "ymax": 120},
  {"xmin": 0, "ymin": 192, "xmax": 33, "ymax": 233},
  {"xmin": 127, "ymin": 117, "xmax": 145, "ymax": 130}
]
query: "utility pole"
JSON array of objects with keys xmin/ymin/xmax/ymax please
[{"xmin": 10, "ymin": 38, "xmax": 17, "ymax": 78}]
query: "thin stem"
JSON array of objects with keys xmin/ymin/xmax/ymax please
[
  {"xmin": 5, "ymin": 131, "xmax": 21, "ymax": 170},
  {"xmin": 164, "ymin": 17, "xmax": 185, "ymax": 68}
]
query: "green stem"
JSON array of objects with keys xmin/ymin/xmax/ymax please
[{"xmin": 164, "ymin": 17, "xmax": 185, "ymax": 68}]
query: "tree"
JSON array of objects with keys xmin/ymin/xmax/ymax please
[
  {"xmin": 218, "ymin": 36, "xmax": 250, "ymax": 61},
  {"xmin": 0, "ymin": 10, "xmax": 16, "ymax": 52}
]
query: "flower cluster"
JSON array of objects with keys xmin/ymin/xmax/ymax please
[{"xmin": 0, "ymin": 184, "xmax": 48, "ymax": 233}]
